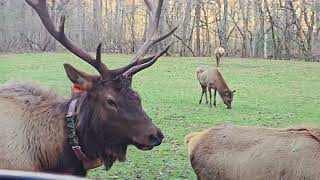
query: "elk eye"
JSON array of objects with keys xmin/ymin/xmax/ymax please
[{"xmin": 107, "ymin": 99, "xmax": 117, "ymax": 108}]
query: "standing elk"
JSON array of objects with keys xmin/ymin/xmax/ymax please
[
  {"xmin": 214, "ymin": 47, "xmax": 225, "ymax": 67},
  {"xmin": 0, "ymin": 0, "xmax": 177, "ymax": 176},
  {"xmin": 196, "ymin": 65, "xmax": 236, "ymax": 109},
  {"xmin": 185, "ymin": 125, "xmax": 320, "ymax": 180}
]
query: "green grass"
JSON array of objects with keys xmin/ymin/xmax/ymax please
[{"xmin": 0, "ymin": 53, "xmax": 320, "ymax": 179}]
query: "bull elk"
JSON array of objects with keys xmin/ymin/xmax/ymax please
[{"xmin": 0, "ymin": 0, "xmax": 177, "ymax": 176}]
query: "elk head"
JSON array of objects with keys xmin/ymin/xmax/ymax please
[
  {"xmin": 26, "ymin": 0, "xmax": 177, "ymax": 168},
  {"xmin": 223, "ymin": 89, "xmax": 236, "ymax": 109}
]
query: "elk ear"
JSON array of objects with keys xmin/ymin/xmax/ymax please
[
  {"xmin": 63, "ymin": 64, "xmax": 99, "ymax": 91},
  {"xmin": 233, "ymin": 90, "xmax": 236, "ymax": 94}
]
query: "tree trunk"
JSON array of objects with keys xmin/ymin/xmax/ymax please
[
  {"xmin": 130, "ymin": 0, "xmax": 136, "ymax": 53},
  {"xmin": 195, "ymin": 0, "xmax": 201, "ymax": 57},
  {"xmin": 220, "ymin": 0, "xmax": 229, "ymax": 53},
  {"xmin": 77, "ymin": 0, "xmax": 85, "ymax": 48},
  {"xmin": 239, "ymin": 0, "xmax": 251, "ymax": 57},
  {"xmin": 283, "ymin": 0, "xmax": 291, "ymax": 60},
  {"xmin": 93, "ymin": 0, "xmax": 102, "ymax": 45},
  {"xmin": 180, "ymin": 0, "xmax": 193, "ymax": 56}
]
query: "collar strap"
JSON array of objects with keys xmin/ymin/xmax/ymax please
[{"xmin": 66, "ymin": 99, "xmax": 102, "ymax": 170}]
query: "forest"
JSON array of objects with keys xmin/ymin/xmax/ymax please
[{"xmin": 0, "ymin": 0, "xmax": 319, "ymax": 61}]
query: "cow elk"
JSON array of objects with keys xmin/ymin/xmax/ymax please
[
  {"xmin": 185, "ymin": 125, "xmax": 320, "ymax": 180},
  {"xmin": 214, "ymin": 47, "xmax": 225, "ymax": 67},
  {"xmin": 0, "ymin": 0, "xmax": 177, "ymax": 176},
  {"xmin": 196, "ymin": 65, "xmax": 235, "ymax": 109}
]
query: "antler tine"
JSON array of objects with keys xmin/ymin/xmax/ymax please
[
  {"xmin": 110, "ymin": 24, "xmax": 177, "ymax": 75},
  {"xmin": 96, "ymin": 43, "xmax": 102, "ymax": 64},
  {"xmin": 109, "ymin": 61, "xmax": 138, "ymax": 75},
  {"xmin": 157, "ymin": 26, "xmax": 179, "ymax": 42},
  {"xmin": 123, "ymin": 42, "xmax": 172, "ymax": 77},
  {"xmin": 110, "ymin": 38, "xmax": 173, "ymax": 75},
  {"xmin": 129, "ymin": 0, "xmax": 178, "ymax": 64},
  {"xmin": 138, "ymin": 45, "xmax": 171, "ymax": 64},
  {"xmin": 25, "ymin": 0, "xmax": 110, "ymax": 78}
]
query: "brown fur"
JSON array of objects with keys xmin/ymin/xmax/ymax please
[
  {"xmin": 186, "ymin": 125, "xmax": 320, "ymax": 180},
  {"xmin": 214, "ymin": 47, "xmax": 225, "ymax": 67},
  {"xmin": 0, "ymin": 81, "xmax": 69, "ymax": 172},
  {"xmin": 196, "ymin": 66, "xmax": 235, "ymax": 109}
]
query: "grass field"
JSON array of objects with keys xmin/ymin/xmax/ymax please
[{"xmin": 0, "ymin": 53, "xmax": 319, "ymax": 179}]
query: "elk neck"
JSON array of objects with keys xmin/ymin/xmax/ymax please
[
  {"xmin": 215, "ymin": 76, "xmax": 231, "ymax": 97},
  {"xmin": 66, "ymin": 92, "xmax": 103, "ymax": 170}
]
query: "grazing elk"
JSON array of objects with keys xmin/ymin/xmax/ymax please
[
  {"xmin": 0, "ymin": 0, "xmax": 177, "ymax": 176},
  {"xmin": 214, "ymin": 47, "xmax": 225, "ymax": 67},
  {"xmin": 196, "ymin": 65, "xmax": 236, "ymax": 109},
  {"xmin": 185, "ymin": 125, "xmax": 320, "ymax": 180}
]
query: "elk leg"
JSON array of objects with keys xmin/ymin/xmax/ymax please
[
  {"xmin": 205, "ymin": 88, "xmax": 208, "ymax": 104},
  {"xmin": 216, "ymin": 57, "xmax": 220, "ymax": 67},
  {"xmin": 213, "ymin": 89, "xmax": 217, "ymax": 107},
  {"xmin": 209, "ymin": 87, "xmax": 212, "ymax": 107},
  {"xmin": 199, "ymin": 86, "xmax": 205, "ymax": 104}
]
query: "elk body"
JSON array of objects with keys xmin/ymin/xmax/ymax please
[
  {"xmin": 214, "ymin": 47, "xmax": 225, "ymax": 67},
  {"xmin": 185, "ymin": 125, "xmax": 320, "ymax": 180},
  {"xmin": 0, "ymin": 0, "xmax": 177, "ymax": 176},
  {"xmin": 196, "ymin": 65, "xmax": 235, "ymax": 109}
]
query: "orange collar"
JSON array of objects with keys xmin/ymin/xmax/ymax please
[{"xmin": 72, "ymin": 85, "xmax": 86, "ymax": 93}]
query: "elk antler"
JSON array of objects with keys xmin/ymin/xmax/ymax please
[
  {"xmin": 26, "ymin": 0, "xmax": 177, "ymax": 79},
  {"xmin": 112, "ymin": 0, "xmax": 178, "ymax": 76},
  {"xmin": 25, "ymin": 0, "xmax": 111, "ymax": 79},
  {"xmin": 123, "ymin": 42, "xmax": 172, "ymax": 77}
]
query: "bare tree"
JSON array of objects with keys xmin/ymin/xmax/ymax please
[
  {"xmin": 239, "ymin": 0, "xmax": 252, "ymax": 57},
  {"xmin": 216, "ymin": 0, "xmax": 229, "ymax": 53},
  {"xmin": 180, "ymin": 0, "xmax": 193, "ymax": 56},
  {"xmin": 195, "ymin": 0, "xmax": 201, "ymax": 56}
]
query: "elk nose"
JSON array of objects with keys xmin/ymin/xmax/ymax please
[
  {"xmin": 157, "ymin": 130, "xmax": 164, "ymax": 141},
  {"xmin": 149, "ymin": 130, "xmax": 164, "ymax": 147}
]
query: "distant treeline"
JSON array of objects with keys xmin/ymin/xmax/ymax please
[{"xmin": 0, "ymin": 0, "xmax": 319, "ymax": 61}]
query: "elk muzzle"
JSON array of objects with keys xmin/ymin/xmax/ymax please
[
  {"xmin": 133, "ymin": 127, "xmax": 164, "ymax": 151},
  {"xmin": 148, "ymin": 128, "xmax": 164, "ymax": 147}
]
